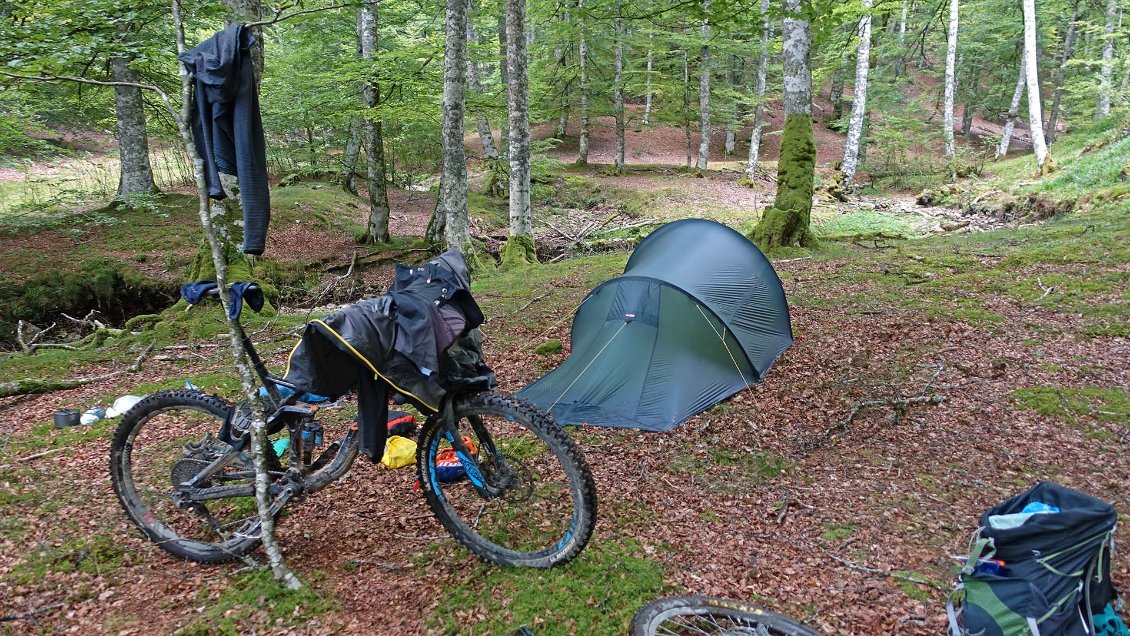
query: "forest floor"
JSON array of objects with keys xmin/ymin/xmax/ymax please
[{"xmin": 1, "ymin": 121, "xmax": 1128, "ymax": 635}]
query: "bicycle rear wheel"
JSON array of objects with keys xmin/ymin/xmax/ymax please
[
  {"xmin": 416, "ymin": 392, "xmax": 596, "ymax": 568},
  {"xmin": 631, "ymin": 597, "xmax": 825, "ymax": 636},
  {"xmin": 109, "ymin": 390, "xmax": 274, "ymax": 563}
]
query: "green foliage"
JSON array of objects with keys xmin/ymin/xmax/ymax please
[
  {"xmin": 432, "ymin": 539, "xmax": 664, "ymax": 634},
  {"xmin": 179, "ymin": 570, "xmax": 335, "ymax": 636},
  {"xmin": 1011, "ymin": 387, "xmax": 1129, "ymax": 425},
  {"xmin": 533, "ymin": 339, "xmax": 563, "ymax": 355}
]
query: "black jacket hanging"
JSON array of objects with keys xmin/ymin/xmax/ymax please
[{"xmin": 179, "ymin": 24, "xmax": 271, "ymax": 255}]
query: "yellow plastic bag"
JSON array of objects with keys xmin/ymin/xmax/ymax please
[{"xmin": 381, "ymin": 435, "xmax": 417, "ymax": 469}]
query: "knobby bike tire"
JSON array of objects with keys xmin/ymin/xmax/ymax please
[
  {"xmin": 109, "ymin": 389, "xmax": 267, "ymax": 563},
  {"xmin": 416, "ymin": 392, "xmax": 597, "ymax": 568},
  {"xmin": 630, "ymin": 596, "xmax": 825, "ymax": 636}
]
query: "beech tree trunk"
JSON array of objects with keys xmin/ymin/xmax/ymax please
[
  {"xmin": 553, "ymin": 2, "xmax": 570, "ymax": 138},
  {"xmin": 696, "ymin": 0, "xmax": 712, "ymax": 170},
  {"xmin": 360, "ymin": 1, "xmax": 391, "ymax": 243},
  {"xmin": 341, "ymin": 120, "xmax": 362, "ymax": 194},
  {"xmin": 1022, "ymin": 0, "xmax": 1052, "ymax": 172},
  {"xmin": 643, "ymin": 44, "xmax": 654, "ymax": 124},
  {"xmin": 724, "ymin": 55, "xmax": 740, "ymax": 155},
  {"xmin": 961, "ymin": 102, "xmax": 974, "ymax": 135},
  {"xmin": 996, "ymin": 49, "xmax": 1026, "ymax": 159},
  {"xmin": 467, "ymin": 0, "xmax": 498, "ymax": 160},
  {"xmin": 437, "ymin": 0, "xmax": 471, "ymax": 252},
  {"xmin": 111, "ymin": 56, "xmax": 157, "ymax": 198},
  {"xmin": 942, "ymin": 0, "xmax": 959, "ymax": 158},
  {"xmin": 895, "ymin": 0, "xmax": 909, "ymax": 75},
  {"xmin": 841, "ymin": 0, "xmax": 873, "ymax": 187},
  {"xmin": 497, "ymin": 12, "xmax": 510, "ymax": 160},
  {"xmin": 577, "ymin": 0, "xmax": 589, "ymax": 164},
  {"xmin": 684, "ymin": 49, "xmax": 693, "ymax": 167},
  {"xmin": 505, "ymin": 0, "xmax": 533, "ymax": 247},
  {"xmin": 746, "ymin": 0, "xmax": 770, "ymax": 179},
  {"xmin": 1096, "ymin": 0, "xmax": 1118, "ymax": 118},
  {"xmin": 829, "ymin": 66, "xmax": 846, "ymax": 120},
  {"xmin": 1046, "ymin": 11, "xmax": 1077, "ymax": 143},
  {"xmin": 613, "ymin": 0, "xmax": 625, "ymax": 172},
  {"xmin": 750, "ymin": 0, "xmax": 815, "ymax": 249}
]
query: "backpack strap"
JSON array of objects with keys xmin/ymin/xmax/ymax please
[{"xmin": 947, "ymin": 583, "xmax": 965, "ymax": 636}]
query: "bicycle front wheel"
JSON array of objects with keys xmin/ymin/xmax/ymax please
[
  {"xmin": 631, "ymin": 596, "xmax": 825, "ymax": 636},
  {"xmin": 416, "ymin": 392, "xmax": 596, "ymax": 568}
]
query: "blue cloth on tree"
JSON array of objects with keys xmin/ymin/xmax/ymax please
[{"xmin": 179, "ymin": 280, "xmax": 264, "ymax": 320}]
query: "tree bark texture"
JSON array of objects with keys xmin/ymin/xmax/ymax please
[
  {"xmin": 577, "ymin": 0, "xmax": 589, "ymax": 164},
  {"xmin": 829, "ymin": 66, "xmax": 846, "ymax": 120},
  {"xmin": 746, "ymin": 0, "xmax": 770, "ymax": 179},
  {"xmin": 1046, "ymin": 12, "xmax": 1076, "ymax": 143},
  {"xmin": 684, "ymin": 49, "xmax": 693, "ymax": 167},
  {"xmin": 750, "ymin": 0, "xmax": 815, "ymax": 249},
  {"xmin": 1022, "ymin": 0, "xmax": 1052, "ymax": 171},
  {"xmin": 942, "ymin": 0, "xmax": 959, "ymax": 158},
  {"xmin": 437, "ymin": 0, "xmax": 471, "ymax": 252},
  {"xmin": 341, "ymin": 119, "xmax": 362, "ymax": 194},
  {"xmin": 895, "ymin": 0, "xmax": 909, "ymax": 74},
  {"xmin": 111, "ymin": 56, "xmax": 157, "ymax": 198},
  {"xmin": 643, "ymin": 44, "xmax": 654, "ymax": 124},
  {"xmin": 613, "ymin": 0, "xmax": 625, "ymax": 172},
  {"xmin": 841, "ymin": 0, "xmax": 873, "ymax": 187},
  {"xmin": 467, "ymin": 0, "xmax": 499, "ymax": 160},
  {"xmin": 696, "ymin": 0, "xmax": 712, "ymax": 170},
  {"xmin": 1096, "ymin": 0, "xmax": 1118, "ymax": 117},
  {"xmin": 724, "ymin": 54, "xmax": 740, "ymax": 155},
  {"xmin": 497, "ymin": 11, "xmax": 510, "ymax": 160},
  {"xmin": 173, "ymin": 0, "xmax": 300, "ymax": 591},
  {"xmin": 996, "ymin": 49, "xmax": 1026, "ymax": 159},
  {"xmin": 360, "ymin": 1, "xmax": 391, "ymax": 243},
  {"xmin": 506, "ymin": 0, "xmax": 532, "ymax": 240}
]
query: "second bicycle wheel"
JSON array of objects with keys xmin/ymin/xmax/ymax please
[
  {"xmin": 631, "ymin": 596, "xmax": 825, "ymax": 636},
  {"xmin": 416, "ymin": 392, "xmax": 596, "ymax": 568}
]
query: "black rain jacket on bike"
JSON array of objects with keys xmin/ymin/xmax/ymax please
[{"xmin": 282, "ymin": 251, "xmax": 487, "ymax": 461}]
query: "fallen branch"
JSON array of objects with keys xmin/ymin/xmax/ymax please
[
  {"xmin": 0, "ymin": 603, "xmax": 64, "ymax": 623},
  {"xmin": 821, "ymin": 549, "xmax": 947, "ymax": 591},
  {"xmin": 16, "ymin": 448, "xmax": 65, "ymax": 463},
  {"xmin": 819, "ymin": 394, "xmax": 946, "ymax": 444},
  {"xmin": 0, "ymin": 342, "xmax": 154, "ymax": 399},
  {"xmin": 1037, "ymin": 277, "xmax": 1054, "ymax": 299}
]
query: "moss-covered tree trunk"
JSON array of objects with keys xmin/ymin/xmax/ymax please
[
  {"xmin": 749, "ymin": 0, "xmax": 816, "ymax": 250},
  {"xmin": 501, "ymin": 0, "xmax": 536, "ymax": 268}
]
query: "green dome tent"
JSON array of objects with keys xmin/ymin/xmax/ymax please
[{"xmin": 517, "ymin": 219, "xmax": 793, "ymax": 431}]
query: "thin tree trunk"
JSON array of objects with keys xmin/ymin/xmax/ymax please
[
  {"xmin": 554, "ymin": 2, "xmax": 570, "ymax": 138},
  {"xmin": 360, "ymin": 1, "xmax": 391, "ymax": 243},
  {"xmin": 173, "ymin": 0, "xmax": 299, "ymax": 591},
  {"xmin": 942, "ymin": 0, "xmax": 959, "ymax": 158},
  {"xmin": 341, "ymin": 120, "xmax": 362, "ymax": 194},
  {"xmin": 643, "ymin": 42, "xmax": 654, "ymax": 125},
  {"xmin": 111, "ymin": 56, "xmax": 157, "ymax": 198},
  {"xmin": 746, "ymin": 0, "xmax": 770, "ymax": 179},
  {"xmin": 613, "ymin": 0, "xmax": 625, "ymax": 172},
  {"xmin": 506, "ymin": 0, "xmax": 532, "ymax": 240},
  {"xmin": 466, "ymin": 0, "xmax": 499, "ymax": 160},
  {"xmin": 577, "ymin": 0, "xmax": 589, "ymax": 164},
  {"xmin": 961, "ymin": 102, "xmax": 974, "ymax": 135},
  {"xmin": 996, "ymin": 49, "xmax": 1026, "ymax": 158},
  {"xmin": 684, "ymin": 49, "xmax": 693, "ymax": 167},
  {"xmin": 497, "ymin": 10, "xmax": 510, "ymax": 160},
  {"xmin": 750, "ymin": 0, "xmax": 815, "ymax": 248},
  {"xmin": 895, "ymin": 0, "xmax": 909, "ymax": 75},
  {"xmin": 1022, "ymin": 0, "xmax": 1052, "ymax": 171},
  {"xmin": 1096, "ymin": 0, "xmax": 1118, "ymax": 117},
  {"xmin": 437, "ymin": 0, "xmax": 471, "ymax": 252},
  {"xmin": 1046, "ymin": 12, "xmax": 1077, "ymax": 142},
  {"xmin": 829, "ymin": 66, "xmax": 846, "ymax": 120},
  {"xmin": 724, "ymin": 54, "xmax": 740, "ymax": 155},
  {"xmin": 841, "ymin": 0, "xmax": 873, "ymax": 187},
  {"xmin": 696, "ymin": 0, "xmax": 712, "ymax": 170}
]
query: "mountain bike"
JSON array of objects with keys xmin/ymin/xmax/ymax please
[
  {"xmin": 631, "ymin": 596, "xmax": 824, "ymax": 636},
  {"xmin": 108, "ymin": 291, "xmax": 597, "ymax": 569}
]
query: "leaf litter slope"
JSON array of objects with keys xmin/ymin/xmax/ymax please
[{"xmin": 1, "ymin": 204, "xmax": 1128, "ymax": 635}]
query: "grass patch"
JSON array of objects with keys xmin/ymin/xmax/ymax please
[
  {"xmin": 1011, "ymin": 387, "xmax": 1129, "ymax": 425},
  {"xmin": 814, "ymin": 208, "xmax": 920, "ymax": 239},
  {"xmin": 5, "ymin": 533, "xmax": 127, "ymax": 585},
  {"xmin": 178, "ymin": 570, "xmax": 335, "ymax": 636},
  {"xmin": 820, "ymin": 523, "xmax": 858, "ymax": 543},
  {"xmin": 431, "ymin": 539, "xmax": 664, "ymax": 634}
]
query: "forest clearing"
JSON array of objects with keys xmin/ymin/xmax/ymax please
[{"xmin": 1, "ymin": 0, "xmax": 1129, "ymax": 634}]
